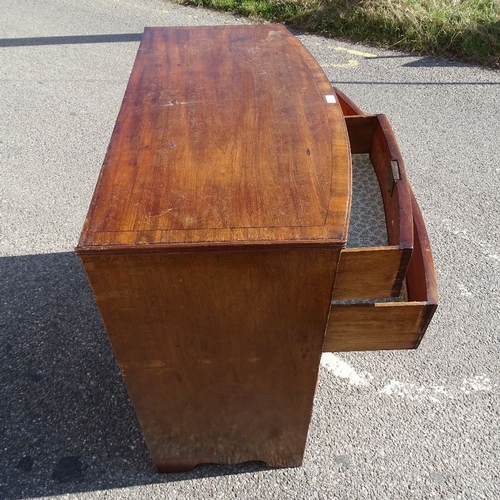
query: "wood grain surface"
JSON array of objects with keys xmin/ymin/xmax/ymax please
[
  {"xmin": 77, "ymin": 25, "xmax": 350, "ymax": 251},
  {"xmin": 333, "ymin": 86, "xmax": 365, "ymax": 117},
  {"xmin": 80, "ymin": 247, "xmax": 340, "ymax": 470},
  {"xmin": 344, "ymin": 115, "xmax": 413, "ymax": 250},
  {"xmin": 332, "ymin": 247, "xmax": 408, "ymax": 300},
  {"xmin": 325, "ymin": 190, "xmax": 437, "ymax": 352},
  {"xmin": 331, "ymin": 114, "xmax": 413, "ymax": 299},
  {"xmin": 76, "ymin": 25, "xmax": 351, "ymax": 470}
]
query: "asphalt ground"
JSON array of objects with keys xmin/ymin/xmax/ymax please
[{"xmin": 1, "ymin": 0, "xmax": 499, "ymax": 498}]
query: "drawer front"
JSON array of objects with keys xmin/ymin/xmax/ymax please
[
  {"xmin": 325, "ymin": 189, "xmax": 438, "ymax": 352},
  {"xmin": 324, "ymin": 302, "xmax": 436, "ymax": 352}
]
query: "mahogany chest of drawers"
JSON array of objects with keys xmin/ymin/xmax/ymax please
[{"xmin": 76, "ymin": 25, "xmax": 437, "ymax": 472}]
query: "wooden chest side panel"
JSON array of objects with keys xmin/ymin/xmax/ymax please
[{"xmin": 79, "ymin": 247, "xmax": 339, "ymax": 469}]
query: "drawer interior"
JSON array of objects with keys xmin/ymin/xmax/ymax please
[
  {"xmin": 333, "ymin": 114, "xmax": 412, "ymax": 301},
  {"xmin": 324, "ymin": 88, "xmax": 438, "ymax": 352}
]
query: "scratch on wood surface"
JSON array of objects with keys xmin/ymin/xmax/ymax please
[
  {"xmin": 144, "ymin": 208, "xmax": 175, "ymax": 220},
  {"xmin": 199, "ymin": 194, "xmax": 229, "ymax": 228},
  {"xmin": 161, "ymin": 98, "xmax": 245, "ymax": 107}
]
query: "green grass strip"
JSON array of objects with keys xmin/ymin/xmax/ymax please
[{"xmin": 176, "ymin": 0, "xmax": 500, "ymax": 68}]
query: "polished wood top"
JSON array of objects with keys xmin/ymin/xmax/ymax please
[{"xmin": 78, "ymin": 25, "xmax": 350, "ymax": 251}]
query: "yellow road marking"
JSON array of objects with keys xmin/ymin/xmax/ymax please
[
  {"xmin": 334, "ymin": 46, "xmax": 377, "ymax": 58},
  {"xmin": 323, "ymin": 59, "xmax": 359, "ymax": 68}
]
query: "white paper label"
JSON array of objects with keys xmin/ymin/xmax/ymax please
[{"xmin": 325, "ymin": 94, "xmax": 337, "ymax": 104}]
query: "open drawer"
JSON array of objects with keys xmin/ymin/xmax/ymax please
[
  {"xmin": 324, "ymin": 88, "xmax": 438, "ymax": 351},
  {"xmin": 333, "ymin": 111, "xmax": 413, "ymax": 300},
  {"xmin": 325, "ymin": 189, "xmax": 438, "ymax": 351}
]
